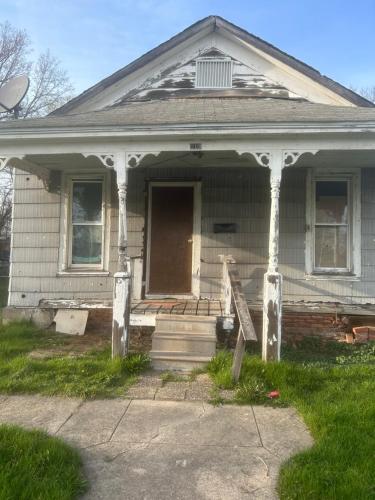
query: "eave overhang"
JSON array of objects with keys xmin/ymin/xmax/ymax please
[{"xmin": 1, "ymin": 121, "xmax": 375, "ymax": 141}]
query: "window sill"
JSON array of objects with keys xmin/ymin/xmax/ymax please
[
  {"xmin": 304, "ymin": 274, "xmax": 360, "ymax": 282},
  {"xmin": 57, "ymin": 271, "xmax": 110, "ymax": 277}
]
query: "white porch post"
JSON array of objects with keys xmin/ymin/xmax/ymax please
[
  {"xmin": 112, "ymin": 152, "xmax": 131, "ymax": 358},
  {"xmin": 262, "ymin": 152, "xmax": 283, "ymax": 362}
]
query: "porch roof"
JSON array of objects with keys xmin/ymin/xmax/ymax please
[{"xmin": 2, "ymin": 98, "xmax": 375, "ymax": 132}]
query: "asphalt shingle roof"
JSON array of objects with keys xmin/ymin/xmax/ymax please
[{"xmin": 1, "ymin": 98, "xmax": 375, "ymax": 131}]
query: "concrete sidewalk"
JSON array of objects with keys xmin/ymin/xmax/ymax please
[{"xmin": 0, "ymin": 395, "xmax": 312, "ymax": 499}]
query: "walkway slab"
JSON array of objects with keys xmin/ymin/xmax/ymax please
[
  {"xmin": 0, "ymin": 395, "xmax": 313, "ymax": 499},
  {"xmin": 82, "ymin": 443, "xmax": 280, "ymax": 500},
  {"xmin": 111, "ymin": 400, "xmax": 261, "ymax": 447},
  {"xmin": 57, "ymin": 399, "xmax": 131, "ymax": 447},
  {"xmin": 0, "ymin": 395, "xmax": 81, "ymax": 434},
  {"xmin": 252, "ymin": 406, "xmax": 314, "ymax": 459}
]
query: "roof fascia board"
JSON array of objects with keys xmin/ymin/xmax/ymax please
[
  {"xmin": 53, "ymin": 18, "xmax": 216, "ymax": 115},
  {"xmin": 216, "ymin": 28, "xmax": 354, "ymax": 106},
  {"xmin": 1, "ymin": 122, "xmax": 375, "ymax": 141},
  {"xmin": 67, "ymin": 27, "xmax": 215, "ymax": 113},
  {"xmin": 215, "ymin": 16, "xmax": 373, "ymax": 107}
]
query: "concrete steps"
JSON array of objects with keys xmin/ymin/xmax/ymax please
[{"xmin": 150, "ymin": 314, "xmax": 217, "ymax": 371}]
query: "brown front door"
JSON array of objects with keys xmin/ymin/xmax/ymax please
[{"xmin": 148, "ymin": 185, "xmax": 194, "ymax": 294}]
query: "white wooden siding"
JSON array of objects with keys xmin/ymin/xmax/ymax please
[{"xmin": 8, "ymin": 166, "xmax": 375, "ymax": 307}]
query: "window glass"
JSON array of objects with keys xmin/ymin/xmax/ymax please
[
  {"xmin": 72, "ymin": 182, "xmax": 102, "ymax": 222},
  {"xmin": 315, "ymin": 226, "xmax": 348, "ymax": 269},
  {"xmin": 71, "ymin": 180, "xmax": 103, "ymax": 266},
  {"xmin": 72, "ymin": 226, "xmax": 102, "ymax": 264},
  {"xmin": 315, "ymin": 181, "xmax": 348, "ymax": 224},
  {"xmin": 314, "ymin": 180, "xmax": 349, "ymax": 270}
]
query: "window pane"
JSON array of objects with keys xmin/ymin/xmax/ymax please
[
  {"xmin": 316, "ymin": 181, "xmax": 348, "ymax": 224},
  {"xmin": 72, "ymin": 182, "xmax": 102, "ymax": 222},
  {"xmin": 72, "ymin": 226, "xmax": 102, "ymax": 264},
  {"xmin": 315, "ymin": 226, "xmax": 348, "ymax": 269}
]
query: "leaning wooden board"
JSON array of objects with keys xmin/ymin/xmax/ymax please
[{"xmin": 228, "ymin": 267, "xmax": 257, "ymax": 341}]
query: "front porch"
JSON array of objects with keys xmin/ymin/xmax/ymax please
[{"xmin": 2, "ymin": 132, "xmax": 375, "ymax": 362}]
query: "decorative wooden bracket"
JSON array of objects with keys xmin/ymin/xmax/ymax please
[
  {"xmin": 0, "ymin": 155, "xmax": 24, "ymax": 170},
  {"xmin": 83, "ymin": 151, "xmax": 161, "ymax": 169},
  {"xmin": 126, "ymin": 152, "xmax": 161, "ymax": 168},
  {"xmin": 236, "ymin": 150, "xmax": 271, "ymax": 167},
  {"xmin": 283, "ymin": 150, "xmax": 318, "ymax": 167},
  {"xmin": 0, "ymin": 155, "xmax": 56, "ymax": 192},
  {"xmin": 82, "ymin": 153, "xmax": 115, "ymax": 169},
  {"xmin": 236, "ymin": 149, "xmax": 318, "ymax": 169}
]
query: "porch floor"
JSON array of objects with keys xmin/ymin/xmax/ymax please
[{"xmin": 131, "ymin": 299, "xmax": 224, "ymax": 317}]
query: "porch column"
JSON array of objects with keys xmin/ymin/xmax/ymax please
[
  {"xmin": 112, "ymin": 152, "xmax": 131, "ymax": 358},
  {"xmin": 262, "ymin": 153, "xmax": 283, "ymax": 362}
]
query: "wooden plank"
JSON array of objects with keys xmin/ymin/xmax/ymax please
[
  {"xmin": 228, "ymin": 267, "xmax": 257, "ymax": 341},
  {"xmin": 231, "ymin": 328, "xmax": 246, "ymax": 382}
]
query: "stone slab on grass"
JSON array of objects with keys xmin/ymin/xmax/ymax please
[
  {"xmin": 185, "ymin": 382, "xmax": 213, "ymax": 401},
  {"xmin": 155, "ymin": 382, "xmax": 188, "ymax": 401},
  {"xmin": 125, "ymin": 386, "xmax": 158, "ymax": 400}
]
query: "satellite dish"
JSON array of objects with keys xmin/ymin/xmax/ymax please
[{"xmin": 0, "ymin": 75, "xmax": 30, "ymax": 114}]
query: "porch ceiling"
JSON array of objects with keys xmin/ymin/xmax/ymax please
[{"xmin": 21, "ymin": 148, "xmax": 375, "ymax": 172}]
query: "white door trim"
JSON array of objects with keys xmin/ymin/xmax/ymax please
[{"xmin": 145, "ymin": 181, "xmax": 201, "ymax": 298}]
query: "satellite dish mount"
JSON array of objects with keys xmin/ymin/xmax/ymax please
[{"xmin": 0, "ymin": 75, "xmax": 30, "ymax": 119}]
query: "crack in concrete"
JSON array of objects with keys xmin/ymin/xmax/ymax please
[
  {"xmin": 251, "ymin": 405, "xmax": 264, "ymax": 448},
  {"xmin": 255, "ymin": 455, "xmax": 270, "ymax": 477},
  {"xmin": 198, "ymin": 401, "xmax": 206, "ymax": 419},
  {"xmin": 54, "ymin": 400, "xmax": 84, "ymax": 435},
  {"xmin": 108, "ymin": 401, "xmax": 132, "ymax": 442}
]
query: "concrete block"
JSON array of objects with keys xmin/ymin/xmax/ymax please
[
  {"xmin": 54, "ymin": 309, "xmax": 89, "ymax": 335},
  {"xmin": 2, "ymin": 306, "xmax": 54, "ymax": 328},
  {"xmin": 155, "ymin": 315, "xmax": 217, "ymax": 335}
]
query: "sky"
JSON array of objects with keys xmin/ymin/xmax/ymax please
[{"xmin": 2, "ymin": 0, "xmax": 375, "ymax": 96}]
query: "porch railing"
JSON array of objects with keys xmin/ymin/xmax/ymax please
[{"xmin": 221, "ymin": 255, "xmax": 258, "ymax": 381}]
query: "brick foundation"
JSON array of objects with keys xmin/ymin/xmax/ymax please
[
  {"xmin": 4, "ymin": 305, "xmax": 375, "ymax": 351},
  {"xmin": 85, "ymin": 309, "xmax": 153, "ymax": 352}
]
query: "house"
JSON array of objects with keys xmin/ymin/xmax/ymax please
[{"xmin": 1, "ymin": 15, "xmax": 375, "ymax": 368}]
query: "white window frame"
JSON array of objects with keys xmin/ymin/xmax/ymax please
[
  {"xmin": 59, "ymin": 172, "xmax": 111, "ymax": 274},
  {"xmin": 195, "ymin": 57, "xmax": 233, "ymax": 89},
  {"xmin": 306, "ymin": 168, "xmax": 361, "ymax": 278}
]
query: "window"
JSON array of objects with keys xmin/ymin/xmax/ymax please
[
  {"xmin": 195, "ymin": 58, "xmax": 232, "ymax": 88},
  {"xmin": 306, "ymin": 170, "xmax": 361, "ymax": 277},
  {"xmin": 61, "ymin": 174, "xmax": 109, "ymax": 272}
]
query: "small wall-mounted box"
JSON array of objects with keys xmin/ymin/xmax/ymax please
[{"xmin": 213, "ymin": 223, "xmax": 237, "ymax": 234}]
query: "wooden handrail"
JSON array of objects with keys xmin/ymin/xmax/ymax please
[{"xmin": 221, "ymin": 255, "xmax": 258, "ymax": 381}]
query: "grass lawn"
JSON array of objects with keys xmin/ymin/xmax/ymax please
[
  {"xmin": 0, "ymin": 321, "xmax": 150, "ymax": 398},
  {"xmin": 0, "ymin": 424, "xmax": 86, "ymax": 500},
  {"xmin": 207, "ymin": 340, "xmax": 375, "ymax": 500}
]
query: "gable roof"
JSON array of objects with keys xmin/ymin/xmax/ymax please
[{"xmin": 52, "ymin": 15, "xmax": 374, "ymax": 116}]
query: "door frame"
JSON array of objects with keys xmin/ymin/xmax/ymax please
[{"xmin": 145, "ymin": 181, "xmax": 201, "ymax": 298}]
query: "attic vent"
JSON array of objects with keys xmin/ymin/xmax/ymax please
[{"xmin": 195, "ymin": 58, "xmax": 232, "ymax": 89}]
